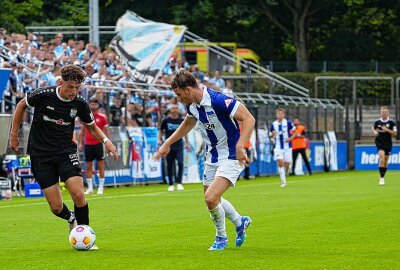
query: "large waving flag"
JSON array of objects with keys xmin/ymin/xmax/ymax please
[{"xmin": 110, "ymin": 11, "xmax": 186, "ymax": 84}]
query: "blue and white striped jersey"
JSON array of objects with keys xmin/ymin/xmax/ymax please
[
  {"xmin": 270, "ymin": 119, "xmax": 295, "ymax": 150},
  {"xmin": 187, "ymin": 86, "xmax": 241, "ymax": 165}
]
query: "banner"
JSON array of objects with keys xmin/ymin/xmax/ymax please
[
  {"xmin": 327, "ymin": 131, "xmax": 338, "ymax": 171},
  {"xmin": 0, "ymin": 68, "xmax": 11, "ymax": 101},
  {"xmin": 127, "ymin": 127, "xmax": 145, "ymax": 180},
  {"xmin": 183, "ymin": 128, "xmax": 202, "ymax": 184},
  {"xmin": 110, "ymin": 11, "xmax": 186, "ymax": 84},
  {"xmin": 142, "ymin": 127, "xmax": 162, "ymax": 180},
  {"xmin": 355, "ymin": 145, "xmax": 400, "ymax": 170},
  {"xmin": 104, "ymin": 126, "xmax": 132, "ymax": 185}
]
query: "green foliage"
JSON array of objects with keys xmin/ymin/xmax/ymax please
[
  {"xmin": 0, "ymin": 0, "xmax": 42, "ymax": 32},
  {"xmin": 30, "ymin": 0, "xmax": 88, "ymax": 26}
]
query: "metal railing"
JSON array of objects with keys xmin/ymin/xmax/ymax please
[
  {"xmin": 315, "ymin": 76, "xmax": 396, "ymax": 106},
  {"xmin": 234, "ymin": 92, "xmax": 343, "ymax": 109}
]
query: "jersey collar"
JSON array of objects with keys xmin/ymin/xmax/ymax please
[
  {"xmin": 380, "ymin": 117, "xmax": 390, "ymax": 123},
  {"xmin": 56, "ymin": 86, "xmax": 72, "ymax": 102},
  {"xmin": 195, "ymin": 85, "xmax": 211, "ymax": 106}
]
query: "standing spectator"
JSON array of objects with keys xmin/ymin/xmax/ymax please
[
  {"xmin": 79, "ymin": 98, "xmax": 110, "ymax": 195},
  {"xmin": 109, "ymin": 95, "xmax": 123, "ymax": 126},
  {"xmin": 291, "ymin": 118, "xmax": 312, "ymax": 176},
  {"xmin": 1, "ymin": 62, "xmax": 15, "ymax": 112},
  {"xmin": 158, "ymin": 104, "xmax": 188, "ymax": 191}
]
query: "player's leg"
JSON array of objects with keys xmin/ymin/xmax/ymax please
[
  {"xmin": 65, "ymin": 176, "xmax": 88, "ymax": 225},
  {"xmin": 97, "ymin": 160, "xmax": 105, "ymax": 194},
  {"xmin": 378, "ymin": 149, "xmax": 387, "ymax": 185},
  {"xmin": 84, "ymin": 145, "xmax": 95, "ymax": 194},
  {"xmin": 275, "ymin": 149, "xmax": 286, "ymax": 186},
  {"xmin": 30, "ymin": 156, "xmax": 75, "ymax": 228},
  {"xmin": 284, "ymin": 148, "xmax": 293, "ymax": 177},
  {"xmin": 300, "ymin": 148, "xmax": 312, "ymax": 175},
  {"xmin": 59, "ymin": 153, "xmax": 89, "ymax": 225},
  {"xmin": 204, "ymin": 177, "xmax": 230, "ymax": 250},
  {"xmin": 96, "ymin": 144, "xmax": 106, "ymax": 194},
  {"xmin": 166, "ymin": 150, "xmax": 175, "ymax": 191},
  {"xmin": 292, "ymin": 149, "xmax": 299, "ymax": 175},
  {"xmin": 176, "ymin": 148, "xmax": 184, "ymax": 191}
]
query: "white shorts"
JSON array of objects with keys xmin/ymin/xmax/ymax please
[
  {"xmin": 274, "ymin": 148, "xmax": 292, "ymax": 163},
  {"xmin": 203, "ymin": 159, "xmax": 245, "ymax": 187}
]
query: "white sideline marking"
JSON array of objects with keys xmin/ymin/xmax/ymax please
[{"xmin": 1, "ymin": 172, "xmax": 398, "ymax": 209}]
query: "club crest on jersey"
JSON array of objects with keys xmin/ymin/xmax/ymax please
[
  {"xmin": 224, "ymin": 99, "xmax": 233, "ymax": 108},
  {"xmin": 70, "ymin": 108, "xmax": 77, "ymax": 118}
]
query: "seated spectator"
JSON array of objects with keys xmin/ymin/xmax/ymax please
[
  {"xmin": 209, "ymin": 71, "xmax": 225, "ymax": 89},
  {"xmin": 222, "ymin": 79, "xmax": 234, "ymax": 98}
]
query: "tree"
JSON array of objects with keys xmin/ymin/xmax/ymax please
[
  {"xmin": 0, "ymin": 0, "xmax": 42, "ymax": 33},
  {"xmin": 251, "ymin": 0, "xmax": 333, "ymax": 72}
]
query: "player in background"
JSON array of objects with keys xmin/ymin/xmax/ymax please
[
  {"xmin": 79, "ymin": 98, "xmax": 110, "ymax": 195},
  {"xmin": 155, "ymin": 69, "xmax": 255, "ymax": 251},
  {"xmin": 158, "ymin": 104, "xmax": 190, "ymax": 192},
  {"xmin": 9, "ymin": 65, "xmax": 118, "ymax": 250},
  {"xmin": 270, "ymin": 108, "xmax": 296, "ymax": 187},
  {"xmin": 372, "ymin": 106, "xmax": 397, "ymax": 185},
  {"xmin": 291, "ymin": 118, "xmax": 312, "ymax": 176}
]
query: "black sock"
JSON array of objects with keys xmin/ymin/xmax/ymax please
[
  {"xmin": 74, "ymin": 204, "xmax": 89, "ymax": 225},
  {"xmin": 379, "ymin": 167, "xmax": 387, "ymax": 178},
  {"xmin": 52, "ymin": 203, "xmax": 71, "ymax": 221}
]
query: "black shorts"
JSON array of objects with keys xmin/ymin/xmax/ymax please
[
  {"xmin": 84, "ymin": 144, "xmax": 104, "ymax": 162},
  {"xmin": 376, "ymin": 142, "xmax": 392, "ymax": 156},
  {"xmin": 31, "ymin": 153, "xmax": 82, "ymax": 189}
]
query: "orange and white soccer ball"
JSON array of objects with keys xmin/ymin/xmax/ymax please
[{"xmin": 69, "ymin": 225, "xmax": 96, "ymax": 250}]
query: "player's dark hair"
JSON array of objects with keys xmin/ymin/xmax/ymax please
[
  {"xmin": 171, "ymin": 69, "xmax": 198, "ymax": 90},
  {"xmin": 61, "ymin": 64, "xmax": 86, "ymax": 84}
]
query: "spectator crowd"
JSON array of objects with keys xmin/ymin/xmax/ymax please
[{"xmin": 0, "ymin": 29, "xmax": 235, "ymax": 127}]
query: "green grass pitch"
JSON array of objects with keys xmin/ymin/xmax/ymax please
[{"xmin": 1, "ymin": 170, "xmax": 399, "ymax": 270}]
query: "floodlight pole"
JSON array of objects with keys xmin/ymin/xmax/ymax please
[{"xmin": 89, "ymin": 0, "xmax": 100, "ymax": 46}]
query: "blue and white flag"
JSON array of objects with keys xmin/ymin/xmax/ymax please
[{"xmin": 110, "ymin": 11, "xmax": 186, "ymax": 84}]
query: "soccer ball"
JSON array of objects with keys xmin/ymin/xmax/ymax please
[{"xmin": 69, "ymin": 225, "xmax": 96, "ymax": 250}]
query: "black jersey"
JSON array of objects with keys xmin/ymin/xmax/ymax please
[
  {"xmin": 26, "ymin": 86, "xmax": 94, "ymax": 156},
  {"xmin": 373, "ymin": 118, "xmax": 397, "ymax": 146},
  {"xmin": 160, "ymin": 117, "xmax": 184, "ymax": 150}
]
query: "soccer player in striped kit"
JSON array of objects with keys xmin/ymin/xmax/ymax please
[
  {"xmin": 270, "ymin": 108, "xmax": 296, "ymax": 187},
  {"xmin": 155, "ymin": 69, "xmax": 255, "ymax": 251}
]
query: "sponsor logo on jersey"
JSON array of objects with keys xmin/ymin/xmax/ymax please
[
  {"xmin": 70, "ymin": 108, "xmax": 77, "ymax": 118},
  {"xmin": 46, "ymin": 106, "xmax": 54, "ymax": 110},
  {"xmin": 43, "ymin": 115, "xmax": 71, "ymax": 126}
]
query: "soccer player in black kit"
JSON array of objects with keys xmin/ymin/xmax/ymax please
[
  {"xmin": 9, "ymin": 65, "xmax": 118, "ymax": 249},
  {"xmin": 372, "ymin": 106, "xmax": 397, "ymax": 185}
]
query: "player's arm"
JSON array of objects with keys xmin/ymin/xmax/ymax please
[
  {"xmin": 85, "ymin": 123, "xmax": 118, "ymax": 160},
  {"xmin": 185, "ymin": 134, "xmax": 191, "ymax": 151},
  {"xmin": 154, "ymin": 116, "xmax": 197, "ymax": 160},
  {"xmin": 9, "ymin": 99, "xmax": 28, "ymax": 151},
  {"xmin": 79, "ymin": 125, "xmax": 85, "ymax": 152},
  {"xmin": 371, "ymin": 126, "xmax": 379, "ymax": 137},
  {"xmin": 104, "ymin": 125, "xmax": 111, "ymax": 139},
  {"xmin": 234, "ymin": 104, "xmax": 255, "ymax": 165},
  {"xmin": 286, "ymin": 130, "xmax": 297, "ymax": 142},
  {"xmin": 381, "ymin": 124, "xmax": 397, "ymax": 137}
]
